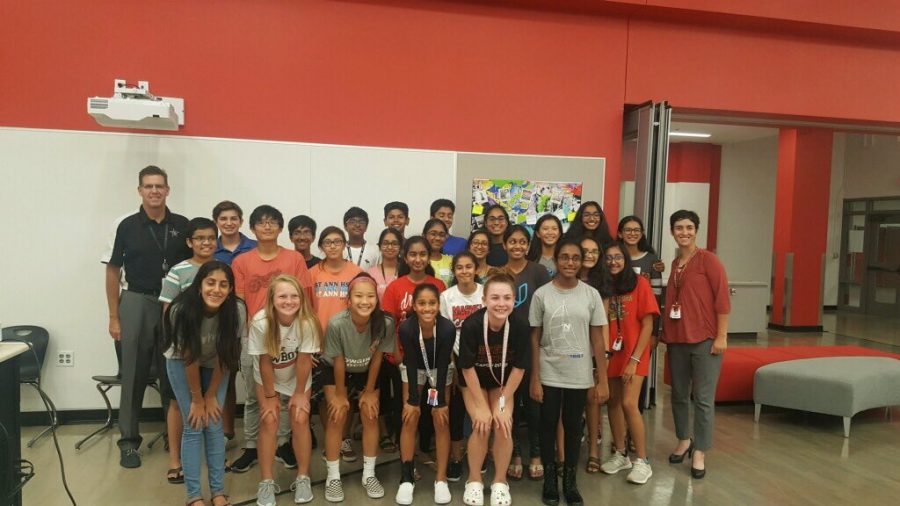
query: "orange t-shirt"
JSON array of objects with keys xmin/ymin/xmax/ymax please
[
  {"xmin": 311, "ymin": 261, "xmax": 363, "ymax": 332},
  {"xmin": 606, "ymin": 276, "xmax": 660, "ymax": 377},
  {"xmin": 233, "ymin": 247, "xmax": 312, "ymax": 317}
]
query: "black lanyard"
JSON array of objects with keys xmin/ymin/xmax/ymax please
[
  {"xmin": 347, "ymin": 243, "xmax": 366, "ymax": 266},
  {"xmin": 148, "ymin": 223, "xmax": 170, "ymax": 272}
]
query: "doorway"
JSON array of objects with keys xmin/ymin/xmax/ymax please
[{"xmin": 838, "ymin": 197, "xmax": 900, "ymax": 316}]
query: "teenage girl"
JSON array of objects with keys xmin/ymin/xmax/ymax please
[
  {"xmin": 395, "ymin": 284, "xmax": 455, "ymax": 505},
  {"xmin": 248, "ymin": 275, "xmax": 322, "ymax": 506},
  {"xmin": 322, "ymin": 273, "xmax": 396, "ymax": 501},
  {"xmin": 368, "ymin": 228, "xmax": 404, "ymax": 300},
  {"xmin": 162, "ymin": 261, "xmax": 243, "ymax": 506},
  {"xmin": 599, "ymin": 241, "xmax": 659, "ymax": 484},
  {"xmin": 483, "ymin": 204, "xmax": 510, "ymax": 267},
  {"xmin": 565, "ymin": 201, "xmax": 613, "ymax": 246},
  {"xmin": 526, "ymin": 214, "xmax": 563, "ymax": 277},
  {"xmin": 530, "ymin": 239, "xmax": 609, "ymax": 506},
  {"xmin": 467, "ymin": 228, "xmax": 492, "ymax": 282},
  {"xmin": 438, "ymin": 252, "xmax": 485, "ymax": 482},
  {"xmin": 424, "ymin": 218, "xmax": 454, "ymax": 286},
  {"xmin": 503, "ymin": 224, "xmax": 551, "ymax": 481},
  {"xmin": 381, "ymin": 237, "xmax": 447, "ymax": 452},
  {"xmin": 458, "ymin": 272, "xmax": 530, "ymax": 506}
]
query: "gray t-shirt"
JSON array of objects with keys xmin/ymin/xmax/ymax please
[
  {"xmin": 323, "ymin": 310, "xmax": 396, "ymax": 373},
  {"xmin": 164, "ymin": 305, "xmax": 247, "ymax": 369},
  {"xmin": 529, "ymin": 280, "xmax": 607, "ymax": 389}
]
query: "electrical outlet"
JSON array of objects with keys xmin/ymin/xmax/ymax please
[{"xmin": 57, "ymin": 350, "xmax": 74, "ymax": 367}]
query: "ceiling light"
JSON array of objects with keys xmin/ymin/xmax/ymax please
[{"xmin": 669, "ymin": 132, "xmax": 711, "ymax": 138}]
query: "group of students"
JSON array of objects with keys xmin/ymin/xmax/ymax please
[{"xmin": 157, "ymin": 192, "xmax": 729, "ymax": 506}]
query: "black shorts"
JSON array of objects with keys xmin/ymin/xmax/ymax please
[{"xmin": 321, "ymin": 364, "xmax": 370, "ymax": 400}]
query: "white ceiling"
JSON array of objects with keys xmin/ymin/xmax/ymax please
[{"xmin": 669, "ymin": 121, "xmax": 778, "ymax": 145}]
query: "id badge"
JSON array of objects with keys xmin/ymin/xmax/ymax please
[
  {"xmin": 670, "ymin": 303, "xmax": 682, "ymax": 320},
  {"xmin": 427, "ymin": 388, "xmax": 439, "ymax": 407},
  {"xmin": 498, "ymin": 394, "xmax": 506, "ymax": 413},
  {"xmin": 612, "ymin": 335, "xmax": 623, "ymax": 351}
]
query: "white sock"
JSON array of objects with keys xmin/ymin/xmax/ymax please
[
  {"xmin": 326, "ymin": 459, "xmax": 341, "ymax": 481},
  {"xmin": 362, "ymin": 455, "xmax": 377, "ymax": 481}
]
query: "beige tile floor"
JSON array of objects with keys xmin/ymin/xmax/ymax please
[{"xmin": 20, "ymin": 311, "xmax": 900, "ymax": 506}]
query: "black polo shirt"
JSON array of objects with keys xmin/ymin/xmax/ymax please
[{"xmin": 108, "ymin": 206, "xmax": 192, "ymax": 296}]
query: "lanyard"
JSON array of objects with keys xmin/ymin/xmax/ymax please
[
  {"xmin": 672, "ymin": 248, "xmax": 698, "ymax": 303},
  {"xmin": 418, "ymin": 326, "xmax": 438, "ymax": 387},
  {"xmin": 613, "ymin": 295, "xmax": 623, "ymax": 342},
  {"xmin": 483, "ymin": 314, "xmax": 509, "ymax": 387},
  {"xmin": 147, "ymin": 223, "xmax": 170, "ymax": 272},
  {"xmin": 347, "ymin": 243, "xmax": 366, "ymax": 266}
]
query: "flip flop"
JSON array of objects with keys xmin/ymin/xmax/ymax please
[
  {"xmin": 167, "ymin": 467, "xmax": 184, "ymax": 484},
  {"xmin": 585, "ymin": 456, "xmax": 602, "ymax": 474},
  {"xmin": 379, "ymin": 436, "xmax": 397, "ymax": 453},
  {"xmin": 211, "ymin": 494, "xmax": 232, "ymax": 506},
  {"xmin": 507, "ymin": 462, "xmax": 523, "ymax": 481},
  {"xmin": 528, "ymin": 463, "xmax": 544, "ymax": 480}
]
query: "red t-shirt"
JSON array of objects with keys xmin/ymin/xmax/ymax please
[
  {"xmin": 607, "ymin": 276, "xmax": 660, "ymax": 377},
  {"xmin": 233, "ymin": 247, "xmax": 312, "ymax": 317},
  {"xmin": 662, "ymin": 249, "xmax": 730, "ymax": 345},
  {"xmin": 381, "ymin": 275, "xmax": 446, "ymax": 364}
]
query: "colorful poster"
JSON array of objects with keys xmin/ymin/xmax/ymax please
[{"xmin": 471, "ymin": 179, "xmax": 583, "ymax": 234}]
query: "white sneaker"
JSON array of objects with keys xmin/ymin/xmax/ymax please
[
  {"xmin": 490, "ymin": 482, "xmax": 512, "ymax": 506},
  {"xmin": 601, "ymin": 451, "xmax": 632, "ymax": 475},
  {"xmin": 434, "ymin": 480, "xmax": 452, "ymax": 504},
  {"xmin": 627, "ymin": 458, "xmax": 653, "ymax": 484},
  {"xmin": 395, "ymin": 482, "xmax": 415, "ymax": 505},
  {"xmin": 291, "ymin": 475, "xmax": 314, "ymax": 504}
]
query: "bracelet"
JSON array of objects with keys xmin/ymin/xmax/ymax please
[
  {"xmin": 629, "ymin": 356, "xmax": 641, "ymax": 364},
  {"xmin": 264, "ymin": 392, "xmax": 278, "ymax": 399}
]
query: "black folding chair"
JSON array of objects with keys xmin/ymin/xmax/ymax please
[{"xmin": 2, "ymin": 326, "xmax": 58, "ymax": 447}]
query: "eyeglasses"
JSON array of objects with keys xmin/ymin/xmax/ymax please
[
  {"xmin": 191, "ymin": 236, "xmax": 217, "ymax": 244},
  {"xmin": 606, "ymin": 254, "xmax": 625, "ymax": 262},
  {"xmin": 380, "ymin": 240, "xmax": 400, "ymax": 248},
  {"xmin": 582, "ymin": 212, "xmax": 602, "ymax": 219},
  {"xmin": 469, "ymin": 240, "xmax": 489, "ymax": 248},
  {"xmin": 621, "ymin": 227, "xmax": 642, "ymax": 234},
  {"xmin": 322, "ymin": 239, "xmax": 345, "ymax": 248},
  {"xmin": 427, "ymin": 231, "xmax": 447, "ymax": 239},
  {"xmin": 345, "ymin": 218, "xmax": 367, "ymax": 226},
  {"xmin": 257, "ymin": 219, "xmax": 280, "ymax": 228},
  {"xmin": 141, "ymin": 184, "xmax": 167, "ymax": 191},
  {"xmin": 486, "ymin": 216, "xmax": 507, "ymax": 223},
  {"xmin": 558, "ymin": 255, "xmax": 582, "ymax": 263},
  {"xmin": 583, "ymin": 249, "xmax": 600, "ymax": 257}
]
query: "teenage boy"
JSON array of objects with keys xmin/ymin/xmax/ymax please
[
  {"xmin": 213, "ymin": 200, "xmax": 257, "ymax": 265},
  {"xmin": 105, "ymin": 165, "xmax": 191, "ymax": 468},
  {"xmin": 343, "ymin": 207, "xmax": 380, "ymax": 269},
  {"xmin": 157, "ymin": 217, "xmax": 218, "ymax": 483},
  {"xmin": 230, "ymin": 205, "xmax": 312, "ymax": 473},
  {"xmin": 430, "ymin": 199, "xmax": 466, "ymax": 255},
  {"xmin": 289, "ymin": 214, "xmax": 321, "ymax": 269},
  {"xmin": 383, "ymin": 201, "xmax": 410, "ymax": 237}
]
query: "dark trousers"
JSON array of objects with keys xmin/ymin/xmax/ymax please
[
  {"xmin": 539, "ymin": 385, "xmax": 587, "ymax": 466},
  {"xmin": 379, "ymin": 359, "xmax": 403, "ymax": 439},
  {"xmin": 117, "ymin": 290, "xmax": 162, "ymax": 450},
  {"xmin": 512, "ymin": 371, "xmax": 541, "ymax": 459}
]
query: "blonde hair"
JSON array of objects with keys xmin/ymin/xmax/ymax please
[{"xmin": 263, "ymin": 274, "xmax": 322, "ymax": 358}]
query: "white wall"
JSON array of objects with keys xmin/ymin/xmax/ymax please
[
  {"xmin": 660, "ymin": 183, "xmax": 710, "ymax": 268},
  {"xmin": 716, "ymin": 135, "xmax": 779, "ymax": 285}
]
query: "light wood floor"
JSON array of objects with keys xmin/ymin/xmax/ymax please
[{"xmin": 20, "ymin": 314, "xmax": 900, "ymax": 505}]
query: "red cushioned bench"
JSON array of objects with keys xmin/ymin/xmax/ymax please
[{"xmin": 662, "ymin": 346, "xmax": 900, "ymax": 402}]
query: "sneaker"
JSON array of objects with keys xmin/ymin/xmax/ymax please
[
  {"xmin": 627, "ymin": 458, "xmax": 653, "ymax": 485},
  {"xmin": 489, "ymin": 482, "xmax": 511, "ymax": 506},
  {"xmin": 291, "ymin": 475, "xmax": 314, "ymax": 504},
  {"xmin": 447, "ymin": 460, "xmax": 463, "ymax": 482},
  {"xmin": 362, "ymin": 476, "xmax": 385, "ymax": 499},
  {"xmin": 434, "ymin": 480, "xmax": 452, "ymax": 505},
  {"xmin": 340, "ymin": 438, "xmax": 358, "ymax": 463},
  {"xmin": 601, "ymin": 451, "xmax": 632, "ymax": 475},
  {"xmin": 395, "ymin": 482, "xmax": 415, "ymax": 505},
  {"xmin": 276, "ymin": 441, "xmax": 298, "ymax": 469},
  {"xmin": 256, "ymin": 479, "xmax": 281, "ymax": 506},
  {"xmin": 231, "ymin": 448, "xmax": 258, "ymax": 473},
  {"xmin": 325, "ymin": 477, "xmax": 344, "ymax": 502},
  {"xmin": 119, "ymin": 448, "xmax": 141, "ymax": 468}
]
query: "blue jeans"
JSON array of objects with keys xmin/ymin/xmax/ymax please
[{"xmin": 167, "ymin": 359, "xmax": 229, "ymax": 502}]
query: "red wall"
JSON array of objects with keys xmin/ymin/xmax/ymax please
[
  {"xmin": 667, "ymin": 142, "xmax": 721, "ymax": 251},
  {"xmin": 3, "ymin": 0, "xmax": 900, "ymax": 226}
]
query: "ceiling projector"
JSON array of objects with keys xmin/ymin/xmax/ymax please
[{"xmin": 87, "ymin": 79, "xmax": 184, "ymax": 131}]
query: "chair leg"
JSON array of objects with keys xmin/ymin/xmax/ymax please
[
  {"xmin": 75, "ymin": 383, "xmax": 115, "ymax": 451},
  {"xmin": 26, "ymin": 384, "xmax": 58, "ymax": 447},
  {"xmin": 145, "ymin": 381, "xmax": 166, "ymax": 450}
]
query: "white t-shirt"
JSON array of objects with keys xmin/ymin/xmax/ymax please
[
  {"xmin": 439, "ymin": 283, "xmax": 484, "ymax": 355},
  {"xmin": 343, "ymin": 243, "xmax": 380, "ymax": 270},
  {"xmin": 248, "ymin": 310, "xmax": 321, "ymax": 395}
]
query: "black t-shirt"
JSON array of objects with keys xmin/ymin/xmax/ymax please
[
  {"xmin": 511, "ymin": 261, "xmax": 551, "ymax": 323},
  {"xmin": 108, "ymin": 206, "xmax": 191, "ymax": 295},
  {"xmin": 399, "ymin": 314, "xmax": 455, "ymax": 407},
  {"xmin": 487, "ymin": 242, "xmax": 508, "ymax": 267},
  {"xmin": 306, "ymin": 256, "xmax": 322, "ymax": 269},
  {"xmin": 457, "ymin": 308, "xmax": 530, "ymax": 389}
]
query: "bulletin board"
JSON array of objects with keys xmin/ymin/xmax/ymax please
[{"xmin": 470, "ymin": 179, "xmax": 583, "ymax": 233}]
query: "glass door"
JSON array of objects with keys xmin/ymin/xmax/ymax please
[
  {"xmin": 865, "ymin": 213, "xmax": 900, "ymax": 317},
  {"xmin": 838, "ymin": 206, "xmax": 866, "ymax": 312}
]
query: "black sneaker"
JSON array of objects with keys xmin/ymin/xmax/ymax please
[
  {"xmin": 120, "ymin": 448, "xmax": 141, "ymax": 469},
  {"xmin": 275, "ymin": 441, "xmax": 298, "ymax": 469},
  {"xmin": 230, "ymin": 448, "xmax": 258, "ymax": 473},
  {"xmin": 447, "ymin": 460, "xmax": 462, "ymax": 482}
]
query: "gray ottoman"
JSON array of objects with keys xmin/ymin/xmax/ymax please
[{"xmin": 753, "ymin": 357, "xmax": 900, "ymax": 437}]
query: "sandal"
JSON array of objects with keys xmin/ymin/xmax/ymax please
[
  {"xmin": 528, "ymin": 462, "xmax": 544, "ymax": 480},
  {"xmin": 506, "ymin": 461, "xmax": 523, "ymax": 481},
  {"xmin": 463, "ymin": 481, "xmax": 484, "ymax": 506},
  {"xmin": 379, "ymin": 436, "xmax": 397, "ymax": 453},
  {"xmin": 211, "ymin": 494, "xmax": 233, "ymax": 506},
  {"xmin": 167, "ymin": 467, "xmax": 184, "ymax": 484},
  {"xmin": 586, "ymin": 456, "xmax": 601, "ymax": 474}
]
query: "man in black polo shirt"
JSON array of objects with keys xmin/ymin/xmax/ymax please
[{"xmin": 105, "ymin": 165, "xmax": 191, "ymax": 468}]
